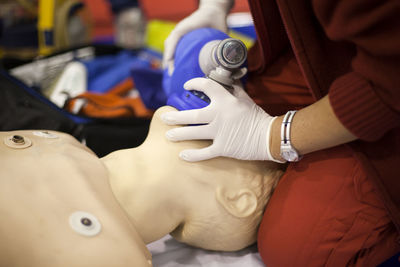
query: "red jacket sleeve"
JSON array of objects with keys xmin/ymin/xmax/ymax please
[{"xmin": 313, "ymin": 0, "xmax": 400, "ymax": 141}]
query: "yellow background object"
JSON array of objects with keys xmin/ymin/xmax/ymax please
[
  {"xmin": 38, "ymin": 0, "xmax": 56, "ymax": 55},
  {"xmin": 145, "ymin": 20, "xmax": 176, "ymax": 53},
  {"xmin": 38, "ymin": 0, "xmax": 55, "ymax": 29}
]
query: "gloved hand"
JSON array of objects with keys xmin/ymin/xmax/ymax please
[
  {"xmin": 163, "ymin": 0, "xmax": 234, "ymax": 75},
  {"xmin": 161, "ymin": 78, "xmax": 283, "ymax": 162}
]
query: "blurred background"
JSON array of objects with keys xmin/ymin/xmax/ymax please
[
  {"xmin": 0, "ymin": 0, "xmax": 256, "ymax": 156},
  {"xmin": 0, "ymin": 0, "xmax": 254, "ymax": 62}
]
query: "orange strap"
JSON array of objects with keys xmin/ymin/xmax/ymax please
[{"xmin": 65, "ymin": 78, "xmax": 153, "ymax": 119}]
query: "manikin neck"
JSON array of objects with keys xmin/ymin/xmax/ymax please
[{"xmin": 101, "ymin": 145, "xmax": 186, "ymax": 244}]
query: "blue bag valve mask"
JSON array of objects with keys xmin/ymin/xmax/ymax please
[{"xmin": 163, "ymin": 28, "xmax": 248, "ymax": 111}]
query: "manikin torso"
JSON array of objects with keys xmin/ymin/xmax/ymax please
[{"xmin": 0, "ymin": 130, "xmax": 152, "ymax": 267}]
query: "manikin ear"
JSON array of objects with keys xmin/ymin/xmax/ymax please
[{"xmin": 215, "ymin": 186, "xmax": 258, "ymax": 218}]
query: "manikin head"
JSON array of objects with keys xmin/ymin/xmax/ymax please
[{"xmin": 102, "ymin": 106, "xmax": 284, "ymax": 251}]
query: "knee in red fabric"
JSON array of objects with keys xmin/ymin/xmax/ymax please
[{"xmin": 257, "ymin": 145, "xmax": 399, "ymax": 267}]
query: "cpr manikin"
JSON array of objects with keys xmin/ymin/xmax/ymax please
[{"xmin": 0, "ymin": 106, "xmax": 284, "ymax": 266}]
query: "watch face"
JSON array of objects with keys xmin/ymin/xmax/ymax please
[{"xmin": 281, "ymin": 147, "xmax": 299, "ymax": 162}]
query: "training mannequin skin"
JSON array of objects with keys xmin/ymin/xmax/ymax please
[
  {"xmin": 0, "ymin": 106, "xmax": 283, "ymax": 266},
  {"xmin": 103, "ymin": 106, "xmax": 284, "ymax": 251},
  {"xmin": 0, "ymin": 131, "xmax": 152, "ymax": 267}
]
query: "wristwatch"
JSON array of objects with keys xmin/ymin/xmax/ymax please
[{"xmin": 280, "ymin": 110, "xmax": 302, "ymax": 162}]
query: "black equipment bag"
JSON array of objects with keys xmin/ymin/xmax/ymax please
[{"xmin": 0, "ymin": 70, "xmax": 150, "ymax": 157}]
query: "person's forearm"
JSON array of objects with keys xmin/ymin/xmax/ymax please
[{"xmin": 270, "ymin": 95, "xmax": 357, "ymax": 161}]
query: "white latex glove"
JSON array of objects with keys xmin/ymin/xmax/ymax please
[
  {"xmin": 163, "ymin": 0, "xmax": 234, "ymax": 75},
  {"xmin": 161, "ymin": 78, "xmax": 281, "ymax": 162}
]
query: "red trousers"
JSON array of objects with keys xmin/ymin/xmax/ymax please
[
  {"xmin": 257, "ymin": 146, "xmax": 399, "ymax": 266},
  {"xmin": 246, "ymin": 50, "xmax": 400, "ymax": 266}
]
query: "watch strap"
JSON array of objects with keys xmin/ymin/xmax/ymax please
[
  {"xmin": 280, "ymin": 110, "xmax": 302, "ymax": 162},
  {"xmin": 281, "ymin": 110, "xmax": 296, "ymax": 145}
]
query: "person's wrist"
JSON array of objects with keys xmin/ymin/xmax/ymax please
[{"xmin": 270, "ymin": 115, "xmax": 286, "ymax": 162}]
